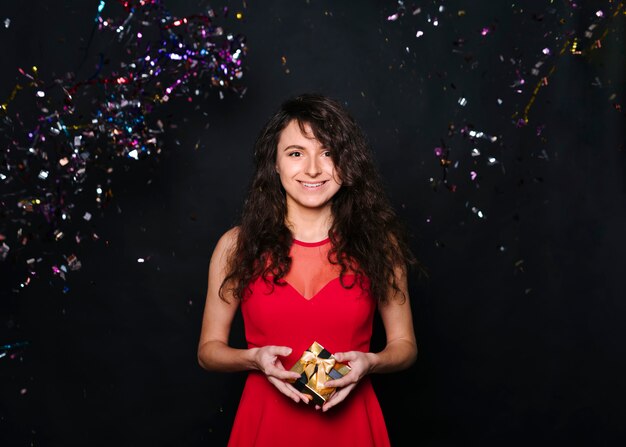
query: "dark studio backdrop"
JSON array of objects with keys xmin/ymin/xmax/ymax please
[{"xmin": 1, "ymin": 1, "xmax": 625, "ymax": 446}]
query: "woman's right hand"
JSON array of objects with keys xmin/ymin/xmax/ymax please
[{"xmin": 252, "ymin": 345, "xmax": 311, "ymax": 404}]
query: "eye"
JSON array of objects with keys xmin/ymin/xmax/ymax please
[
  {"xmin": 288, "ymin": 151, "xmax": 302, "ymax": 157},
  {"xmin": 322, "ymin": 150, "xmax": 332, "ymax": 157}
]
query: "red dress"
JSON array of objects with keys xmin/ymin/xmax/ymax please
[{"xmin": 227, "ymin": 238, "xmax": 391, "ymax": 447}]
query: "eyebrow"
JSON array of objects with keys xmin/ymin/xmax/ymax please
[
  {"xmin": 282, "ymin": 145, "xmax": 306, "ymax": 151},
  {"xmin": 282, "ymin": 145, "xmax": 329, "ymax": 152}
]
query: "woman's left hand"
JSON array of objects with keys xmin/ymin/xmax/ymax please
[{"xmin": 315, "ymin": 350, "xmax": 375, "ymax": 412}]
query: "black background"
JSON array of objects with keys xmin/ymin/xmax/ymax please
[{"xmin": 1, "ymin": 1, "xmax": 625, "ymax": 446}]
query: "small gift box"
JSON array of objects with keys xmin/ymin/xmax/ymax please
[{"xmin": 288, "ymin": 341, "xmax": 351, "ymax": 406}]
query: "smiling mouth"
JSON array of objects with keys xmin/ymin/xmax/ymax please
[{"xmin": 299, "ymin": 181, "xmax": 327, "ymax": 188}]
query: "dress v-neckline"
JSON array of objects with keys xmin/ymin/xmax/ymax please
[{"xmin": 282, "ymin": 276, "xmax": 342, "ymax": 302}]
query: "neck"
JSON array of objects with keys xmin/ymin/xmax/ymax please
[{"xmin": 285, "ymin": 204, "xmax": 333, "ymax": 243}]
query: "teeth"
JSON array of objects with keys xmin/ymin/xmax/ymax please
[{"xmin": 302, "ymin": 182, "xmax": 324, "ymax": 187}]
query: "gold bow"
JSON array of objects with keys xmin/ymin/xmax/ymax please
[{"xmin": 300, "ymin": 351, "xmax": 336, "ymax": 395}]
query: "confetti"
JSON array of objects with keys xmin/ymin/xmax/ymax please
[
  {"xmin": 0, "ymin": 341, "xmax": 29, "ymax": 361},
  {"xmin": 0, "ymin": 0, "xmax": 248, "ymax": 291},
  {"xmin": 513, "ymin": 1, "xmax": 624, "ymax": 125}
]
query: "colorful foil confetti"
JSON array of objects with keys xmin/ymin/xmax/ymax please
[{"xmin": 0, "ymin": 0, "xmax": 247, "ymax": 291}]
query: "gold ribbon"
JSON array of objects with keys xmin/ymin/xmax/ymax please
[{"xmin": 300, "ymin": 351, "xmax": 336, "ymax": 393}]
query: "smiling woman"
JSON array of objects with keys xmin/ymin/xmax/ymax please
[
  {"xmin": 197, "ymin": 93, "xmax": 419, "ymax": 447},
  {"xmin": 275, "ymin": 120, "xmax": 343, "ymax": 229}
]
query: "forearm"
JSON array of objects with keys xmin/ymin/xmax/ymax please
[
  {"xmin": 198, "ymin": 340, "xmax": 260, "ymax": 373},
  {"xmin": 367, "ymin": 337, "xmax": 417, "ymax": 374}
]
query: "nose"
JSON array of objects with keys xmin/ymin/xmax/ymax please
[{"xmin": 305, "ymin": 156, "xmax": 322, "ymax": 177}]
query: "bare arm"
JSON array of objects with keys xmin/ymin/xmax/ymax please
[
  {"xmin": 196, "ymin": 227, "xmax": 311, "ymax": 403},
  {"xmin": 320, "ymin": 264, "xmax": 417, "ymax": 411},
  {"xmin": 366, "ymin": 263, "xmax": 418, "ymax": 374},
  {"xmin": 197, "ymin": 227, "xmax": 258, "ymax": 372}
]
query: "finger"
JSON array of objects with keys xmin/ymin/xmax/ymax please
[
  {"xmin": 278, "ymin": 371, "xmax": 303, "ymax": 382},
  {"xmin": 291, "ymin": 390, "xmax": 311, "ymax": 404},
  {"xmin": 270, "ymin": 369, "xmax": 301, "ymax": 381},
  {"xmin": 274, "ymin": 345, "xmax": 293, "ymax": 357},
  {"xmin": 322, "ymin": 384, "xmax": 355, "ymax": 412},
  {"xmin": 323, "ymin": 379, "xmax": 338, "ymax": 388},
  {"xmin": 332, "ymin": 352, "xmax": 345, "ymax": 362},
  {"xmin": 322, "ymin": 391, "xmax": 344, "ymax": 412},
  {"xmin": 276, "ymin": 367, "xmax": 303, "ymax": 380},
  {"xmin": 273, "ymin": 380, "xmax": 305, "ymax": 403},
  {"xmin": 333, "ymin": 351, "xmax": 353, "ymax": 363},
  {"xmin": 322, "ymin": 398, "xmax": 336, "ymax": 412},
  {"xmin": 284, "ymin": 382, "xmax": 311, "ymax": 404},
  {"xmin": 324, "ymin": 373, "xmax": 354, "ymax": 388},
  {"xmin": 287, "ymin": 390, "xmax": 305, "ymax": 403}
]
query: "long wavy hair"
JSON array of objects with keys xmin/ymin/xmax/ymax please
[{"xmin": 220, "ymin": 93, "xmax": 418, "ymax": 304}]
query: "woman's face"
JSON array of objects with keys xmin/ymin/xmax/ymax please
[{"xmin": 275, "ymin": 120, "xmax": 342, "ymax": 215}]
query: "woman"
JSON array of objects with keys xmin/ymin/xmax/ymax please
[{"xmin": 197, "ymin": 93, "xmax": 418, "ymax": 446}]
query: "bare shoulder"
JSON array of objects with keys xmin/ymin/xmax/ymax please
[
  {"xmin": 218, "ymin": 226, "xmax": 240, "ymax": 247},
  {"xmin": 211, "ymin": 226, "xmax": 240, "ymax": 261}
]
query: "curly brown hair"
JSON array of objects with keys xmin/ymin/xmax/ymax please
[{"xmin": 220, "ymin": 93, "xmax": 417, "ymax": 304}]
